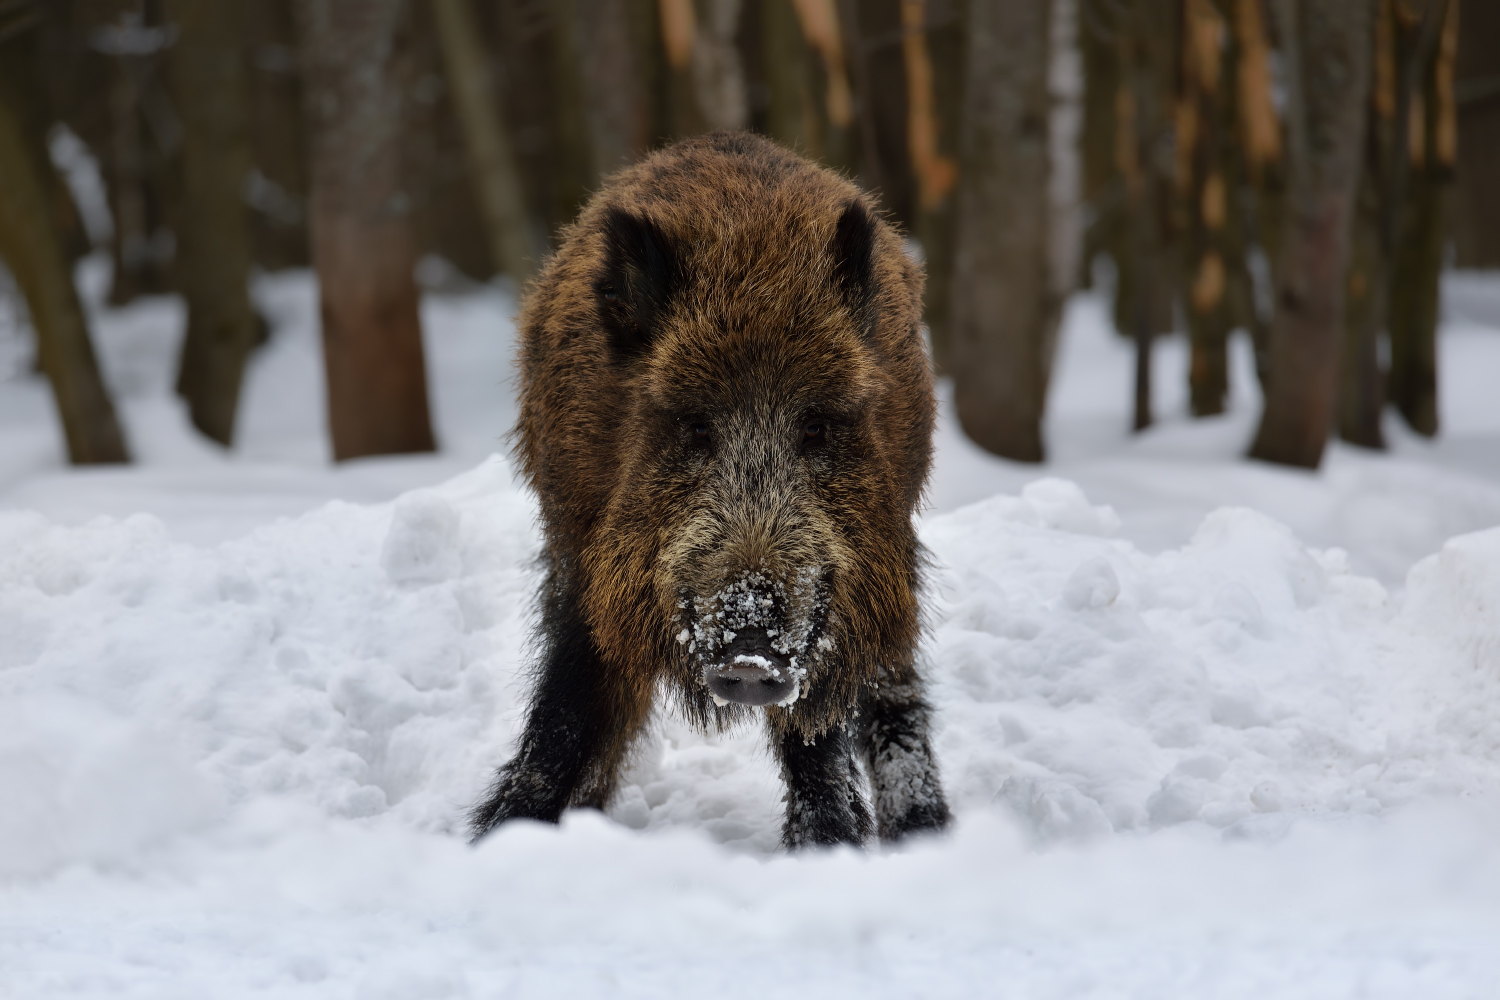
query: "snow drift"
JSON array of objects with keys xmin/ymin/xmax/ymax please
[
  {"xmin": 3, "ymin": 459, "xmax": 1499, "ymax": 869},
  {"xmin": 4, "ymin": 459, "xmax": 1500, "ymax": 995}
]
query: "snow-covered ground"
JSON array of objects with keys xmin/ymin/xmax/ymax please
[{"xmin": 2, "ymin": 261, "xmax": 1500, "ymax": 997}]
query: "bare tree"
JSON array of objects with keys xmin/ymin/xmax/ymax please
[
  {"xmin": 88, "ymin": 3, "xmax": 180, "ymax": 306},
  {"xmin": 1386, "ymin": 0, "xmax": 1457, "ymax": 438},
  {"xmin": 950, "ymin": 0, "xmax": 1058, "ymax": 462},
  {"xmin": 759, "ymin": 0, "xmax": 856, "ymax": 169},
  {"xmin": 1178, "ymin": 0, "xmax": 1254, "ymax": 418},
  {"xmin": 0, "ymin": 24, "xmax": 129, "ymax": 464},
  {"xmin": 1451, "ymin": 0, "xmax": 1500, "ymax": 268},
  {"xmin": 433, "ymin": 0, "xmax": 537, "ymax": 281},
  {"xmin": 164, "ymin": 0, "xmax": 260, "ymax": 446},
  {"xmin": 295, "ymin": 0, "xmax": 436, "ymax": 460},
  {"xmin": 244, "ymin": 0, "xmax": 310, "ymax": 271},
  {"xmin": 1337, "ymin": 0, "xmax": 1397, "ymax": 449},
  {"xmin": 570, "ymin": 0, "xmax": 655, "ymax": 173},
  {"xmin": 1080, "ymin": 0, "xmax": 1177, "ymax": 432},
  {"xmin": 903, "ymin": 0, "xmax": 963, "ymax": 374},
  {"xmin": 1248, "ymin": 0, "xmax": 1374, "ymax": 469},
  {"xmin": 658, "ymin": 0, "xmax": 749, "ymax": 135}
]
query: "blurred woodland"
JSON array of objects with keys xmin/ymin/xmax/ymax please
[{"xmin": 0, "ymin": 0, "xmax": 1496, "ymax": 469}]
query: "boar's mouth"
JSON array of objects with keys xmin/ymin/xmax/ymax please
[
  {"xmin": 704, "ymin": 627, "xmax": 798, "ymax": 707},
  {"xmin": 677, "ymin": 568, "xmax": 832, "ymax": 710}
]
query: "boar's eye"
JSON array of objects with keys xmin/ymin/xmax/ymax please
[
  {"xmin": 801, "ymin": 421, "xmax": 825, "ymax": 449},
  {"xmin": 691, "ymin": 422, "xmax": 710, "ymax": 441}
]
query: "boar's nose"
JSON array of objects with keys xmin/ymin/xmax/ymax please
[{"xmin": 704, "ymin": 628, "xmax": 797, "ymax": 707}]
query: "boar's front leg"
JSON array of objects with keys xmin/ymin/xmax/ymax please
[
  {"xmin": 860, "ymin": 678, "xmax": 951, "ymax": 842},
  {"xmin": 469, "ymin": 573, "xmax": 646, "ymax": 841},
  {"xmin": 775, "ymin": 723, "xmax": 873, "ymax": 849}
]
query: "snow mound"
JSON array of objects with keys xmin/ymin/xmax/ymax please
[
  {"xmin": 1, "ymin": 465, "xmax": 1499, "ymax": 879},
  {"xmin": 926, "ymin": 496, "xmax": 1500, "ymax": 846},
  {"xmin": 0, "ymin": 457, "xmax": 537, "ymax": 876}
]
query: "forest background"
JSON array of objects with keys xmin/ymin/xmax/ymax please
[{"xmin": 0, "ymin": 0, "xmax": 1496, "ymax": 473}]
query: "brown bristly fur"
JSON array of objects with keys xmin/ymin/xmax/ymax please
[{"xmin": 474, "ymin": 132, "xmax": 947, "ymax": 848}]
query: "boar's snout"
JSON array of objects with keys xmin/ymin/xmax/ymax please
[{"xmin": 704, "ymin": 627, "xmax": 798, "ymax": 707}]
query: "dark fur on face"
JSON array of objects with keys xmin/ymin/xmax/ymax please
[{"xmin": 471, "ymin": 132, "xmax": 950, "ymax": 849}]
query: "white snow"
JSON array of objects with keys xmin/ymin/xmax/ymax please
[{"xmin": 2, "ymin": 260, "xmax": 1500, "ymax": 996}]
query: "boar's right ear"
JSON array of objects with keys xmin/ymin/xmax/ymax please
[
  {"xmin": 595, "ymin": 206, "xmax": 683, "ymax": 362},
  {"xmin": 830, "ymin": 199, "xmax": 877, "ymax": 338}
]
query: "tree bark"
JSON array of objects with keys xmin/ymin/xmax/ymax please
[
  {"xmin": 1115, "ymin": 0, "xmax": 1177, "ymax": 432},
  {"xmin": 690, "ymin": 0, "xmax": 750, "ymax": 131},
  {"xmin": 1248, "ymin": 0, "xmax": 1373, "ymax": 469},
  {"xmin": 433, "ymin": 0, "xmax": 538, "ymax": 282},
  {"xmin": 1337, "ymin": 0, "xmax": 1395, "ymax": 450},
  {"xmin": 92, "ymin": 4, "xmax": 179, "ymax": 306},
  {"xmin": 950, "ymin": 0, "xmax": 1057, "ymax": 462},
  {"xmin": 0, "ymin": 37, "xmax": 129, "ymax": 464},
  {"xmin": 164, "ymin": 0, "xmax": 260, "ymax": 447},
  {"xmin": 761, "ymin": 0, "xmax": 856, "ymax": 170},
  {"xmin": 1386, "ymin": 0, "xmax": 1455, "ymax": 438},
  {"xmin": 840, "ymin": 0, "xmax": 916, "ymax": 229},
  {"xmin": 1178, "ymin": 0, "xmax": 1247, "ymax": 419},
  {"xmin": 295, "ymin": 0, "xmax": 437, "ymax": 461},
  {"xmin": 555, "ymin": 0, "xmax": 654, "ymax": 182},
  {"xmin": 1232, "ymin": 0, "xmax": 1283, "ymax": 389},
  {"xmin": 903, "ymin": 0, "xmax": 963, "ymax": 374},
  {"xmin": 761, "ymin": 0, "xmax": 814, "ymax": 147},
  {"xmin": 1451, "ymin": 0, "xmax": 1500, "ymax": 268},
  {"xmin": 245, "ymin": 0, "xmax": 311, "ymax": 271}
]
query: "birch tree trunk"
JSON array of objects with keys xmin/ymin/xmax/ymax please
[
  {"xmin": 950, "ymin": 0, "xmax": 1057, "ymax": 462},
  {"xmin": 295, "ymin": 0, "xmax": 437, "ymax": 461},
  {"xmin": 1248, "ymin": 0, "xmax": 1374, "ymax": 469}
]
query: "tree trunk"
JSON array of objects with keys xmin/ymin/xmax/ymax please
[
  {"xmin": 93, "ymin": 4, "xmax": 179, "ymax": 306},
  {"xmin": 761, "ymin": 0, "xmax": 815, "ymax": 148},
  {"xmin": 840, "ymin": 0, "xmax": 916, "ymax": 229},
  {"xmin": 903, "ymin": 0, "xmax": 963, "ymax": 374},
  {"xmin": 1340, "ymin": 164, "xmax": 1388, "ymax": 448},
  {"xmin": 1232, "ymin": 0, "xmax": 1284, "ymax": 389},
  {"xmin": 1451, "ymin": 0, "xmax": 1500, "ymax": 268},
  {"xmin": 761, "ymin": 0, "xmax": 856, "ymax": 170},
  {"xmin": 433, "ymin": 0, "xmax": 538, "ymax": 281},
  {"xmin": 555, "ymin": 0, "xmax": 654, "ymax": 182},
  {"xmin": 1337, "ymin": 0, "xmax": 1395, "ymax": 450},
  {"xmin": 245, "ymin": 0, "xmax": 311, "ymax": 271},
  {"xmin": 1248, "ymin": 0, "xmax": 1373, "ymax": 469},
  {"xmin": 1176, "ymin": 0, "xmax": 1236, "ymax": 419},
  {"xmin": 295, "ymin": 0, "xmax": 437, "ymax": 461},
  {"xmin": 950, "ymin": 0, "xmax": 1057, "ymax": 462},
  {"xmin": 0, "ymin": 39, "xmax": 129, "ymax": 464},
  {"xmin": 691, "ymin": 0, "xmax": 750, "ymax": 131},
  {"xmin": 1387, "ymin": 0, "xmax": 1456, "ymax": 438},
  {"xmin": 1115, "ymin": 0, "xmax": 1177, "ymax": 431},
  {"xmin": 164, "ymin": 0, "xmax": 260, "ymax": 447}
]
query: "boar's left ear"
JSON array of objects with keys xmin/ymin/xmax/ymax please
[
  {"xmin": 595, "ymin": 206, "xmax": 684, "ymax": 362},
  {"xmin": 831, "ymin": 199, "xmax": 877, "ymax": 336}
]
